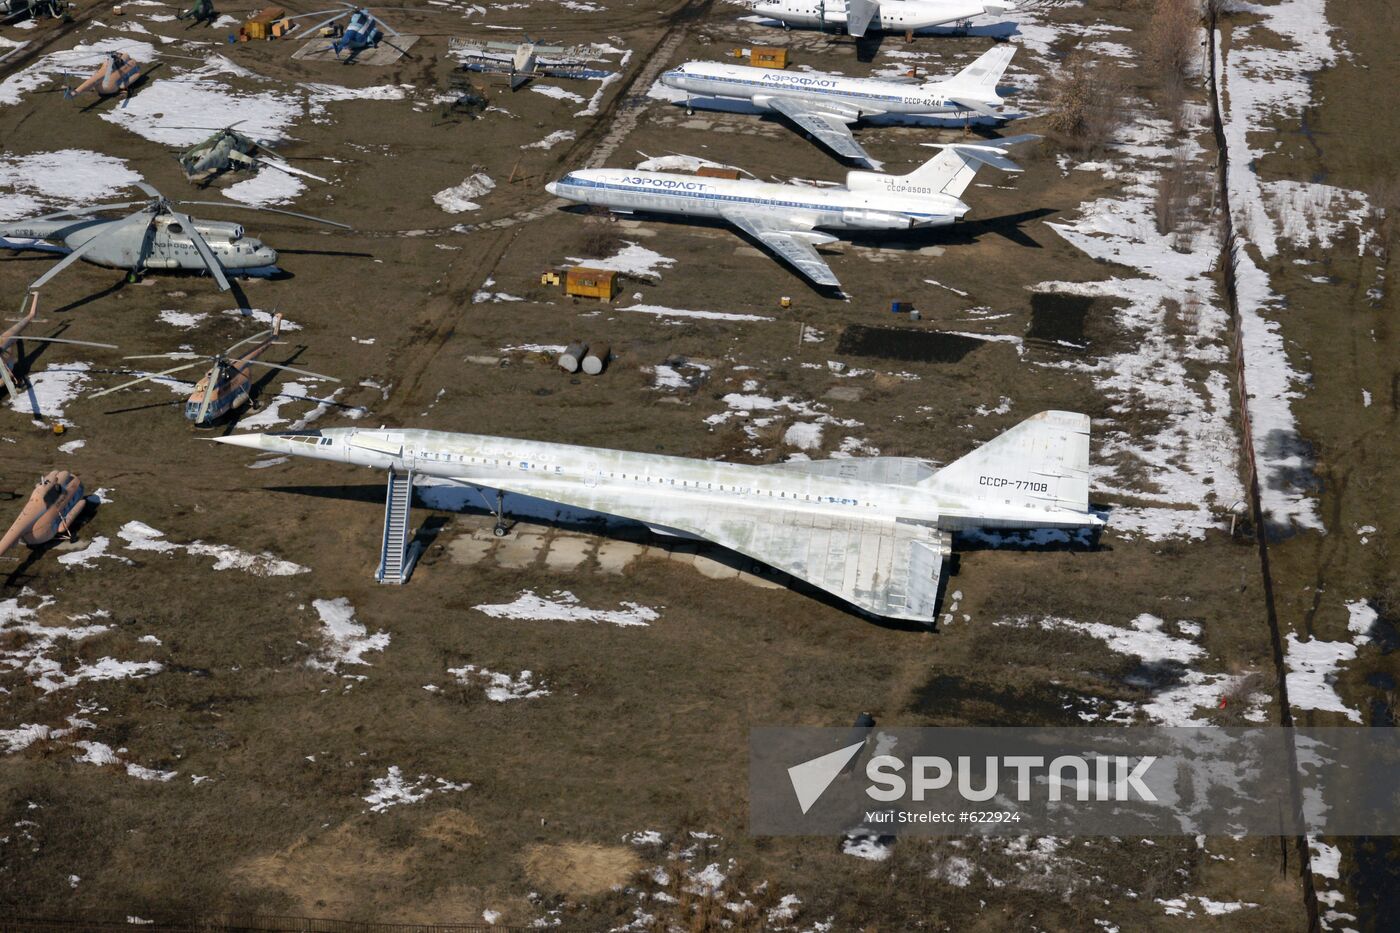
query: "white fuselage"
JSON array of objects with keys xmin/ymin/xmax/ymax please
[
  {"xmin": 545, "ymin": 167, "xmax": 964, "ymax": 231},
  {"xmin": 752, "ymin": 0, "xmax": 1011, "ymax": 34},
  {"xmin": 0, "ymin": 216, "xmax": 278, "ymax": 271},
  {"xmin": 662, "ymin": 62, "xmax": 963, "ymax": 116},
  {"xmin": 232, "ymin": 427, "xmax": 1096, "ymax": 534}
]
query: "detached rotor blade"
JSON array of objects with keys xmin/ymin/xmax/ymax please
[
  {"xmin": 243, "ymin": 359, "xmax": 341, "ymax": 382},
  {"xmin": 173, "ymin": 210, "xmax": 232, "ymax": 292},
  {"xmin": 176, "ymin": 200, "xmax": 351, "ymax": 229},
  {"xmin": 12, "ymin": 336, "xmax": 119, "ymax": 349},
  {"xmin": 90, "ymin": 361, "xmax": 206, "ymax": 398}
]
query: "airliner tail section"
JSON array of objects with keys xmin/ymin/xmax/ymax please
[
  {"xmin": 921, "ymin": 410, "xmax": 1092, "ymax": 515},
  {"xmin": 904, "ymin": 133, "xmax": 1038, "ymax": 198},
  {"xmin": 938, "ymin": 45, "xmax": 1015, "ymax": 114}
]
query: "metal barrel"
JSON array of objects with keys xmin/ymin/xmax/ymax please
[
  {"xmin": 558, "ymin": 342, "xmax": 588, "ymax": 373},
  {"xmin": 581, "ymin": 343, "xmax": 610, "ymax": 375}
]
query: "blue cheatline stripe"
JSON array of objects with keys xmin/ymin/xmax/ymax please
[
  {"xmin": 669, "ymin": 71, "xmax": 934, "ymax": 107},
  {"xmin": 556, "ymin": 177, "xmax": 943, "ymax": 221}
]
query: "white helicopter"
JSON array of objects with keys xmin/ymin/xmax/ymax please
[{"xmin": 0, "ymin": 182, "xmax": 349, "ymax": 292}]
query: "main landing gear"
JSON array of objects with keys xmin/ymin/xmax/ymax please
[{"xmin": 481, "ymin": 489, "xmax": 511, "ymax": 537}]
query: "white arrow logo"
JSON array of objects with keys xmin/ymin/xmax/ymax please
[{"xmin": 787, "ymin": 741, "xmax": 865, "ymax": 815}]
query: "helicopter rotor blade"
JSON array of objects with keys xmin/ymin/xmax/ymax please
[
  {"xmin": 224, "ymin": 328, "xmax": 276, "ymax": 355},
  {"xmin": 122, "ymin": 352, "xmax": 206, "ymax": 360},
  {"xmin": 134, "ymin": 181, "xmax": 162, "ymax": 198},
  {"xmin": 242, "ymin": 359, "xmax": 341, "ymax": 382},
  {"xmin": 195, "ymin": 364, "xmax": 219, "ymax": 422},
  {"xmin": 171, "ymin": 210, "xmax": 232, "ymax": 292},
  {"xmin": 25, "ymin": 201, "xmax": 151, "ymax": 222},
  {"xmin": 287, "ymin": 9, "xmax": 349, "ymax": 34},
  {"xmin": 29, "ymin": 213, "xmax": 147, "ymax": 291},
  {"xmin": 175, "ymin": 200, "xmax": 351, "ymax": 229},
  {"xmin": 11, "ymin": 336, "xmax": 119, "ymax": 349},
  {"xmin": 89, "ymin": 361, "xmax": 206, "ymax": 398}
]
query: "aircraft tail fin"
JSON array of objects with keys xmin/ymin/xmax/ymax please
[
  {"xmin": 920, "ymin": 411, "xmax": 1092, "ymax": 515},
  {"xmin": 937, "ymin": 45, "xmax": 1015, "ymax": 104},
  {"xmin": 903, "ymin": 133, "xmax": 1038, "ymax": 198}
]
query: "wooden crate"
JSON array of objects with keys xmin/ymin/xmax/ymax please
[
  {"xmin": 750, "ymin": 46, "xmax": 788, "ymax": 69},
  {"xmin": 565, "ymin": 267, "xmax": 619, "ymax": 302}
]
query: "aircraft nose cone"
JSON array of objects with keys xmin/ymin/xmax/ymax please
[
  {"xmin": 545, "ymin": 181, "xmax": 559, "ymax": 196},
  {"xmin": 258, "ymin": 246, "xmax": 278, "ymax": 265}
]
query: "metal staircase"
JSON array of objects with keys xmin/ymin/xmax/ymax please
[{"xmin": 377, "ymin": 466, "xmax": 414, "ymax": 584}]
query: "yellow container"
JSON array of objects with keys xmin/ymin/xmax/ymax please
[
  {"xmin": 565, "ymin": 267, "xmax": 619, "ymax": 302},
  {"xmin": 750, "ymin": 47, "xmax": 788, "ymax": 69},
  {"xmin": 240, "ymin": 6, "xmax": 285, "ymax": 41},
  {"xmin": 540, "ymin": 271, "xmax": 561, "ymax": 287}
]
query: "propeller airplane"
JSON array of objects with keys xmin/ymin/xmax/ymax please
[
  {"xmin": 0, "ymin": 182, "xmax": 350, "ymax": 293},
  {"xmin": 450, "ymin": 36, "xmax": 612, "ymax": 91},
  {"xmin": 92, "ymin": 313, "xmax": 340, "ymax": 426}
]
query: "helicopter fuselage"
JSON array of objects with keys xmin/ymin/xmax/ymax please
[
  {"xmin": 0, "ymin": 471, "xmax": 86, "ymax": 556},
  {"xmin": 0, "ymin": 216, "xmax": 278, "ymax": 274},
  {"xmin": 186, "ymin": 359, "xmax": 258, "ymax": 423}
]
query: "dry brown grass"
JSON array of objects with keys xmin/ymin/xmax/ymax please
[
  {"xmin": 521, "ymin": 842, "xmax": 641, "ymax": 896},
  {"xmin": 1045, "ymin": 53, "xmax": 1124, "ymax": 157}
]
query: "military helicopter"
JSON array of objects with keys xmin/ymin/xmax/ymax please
[
  {"xmin": 173, "ymin": 122, "xmax": 327, "ymax": 186},
  {"xmin": 93, "ymin": 313, "xmax": 340, "ymax": 426},
  {"xmin": 0, "ymin": 471, "xmax": 88, "ymax": 558},
  {"xmin": 176, "ymin": 0, "xmax": 218, "ymax": 27},
  {"xmin": 0, "ymin": 182, "xmax": 349, "ymax": 293},
  {"xmin": 2, "ymin": 292, "xmax": 118, "ymax": 402},
  {"xmin": 281, "ymin": 4, "xmax": 405, "ymax": 62}
]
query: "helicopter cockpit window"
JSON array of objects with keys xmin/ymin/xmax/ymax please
[{"xmin": 168, "ymin": 223, "xmax": 184, "ymax": 234}]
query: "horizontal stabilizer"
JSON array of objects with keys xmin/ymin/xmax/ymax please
[{"xmin": 920, "ymin": 133, "xmax": 1040, "ymax": 172}]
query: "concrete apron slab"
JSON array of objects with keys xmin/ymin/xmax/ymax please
[
  {"xmin": 446, "ymin": 522, "xmax": 786, "ymax": 590},
  {"xmin": 291, "ymin": 34, "xmax": 420, "ymax": 65}
]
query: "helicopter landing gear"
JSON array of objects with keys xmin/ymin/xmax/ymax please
[{"xmin": 125, "ymin": 270, "xmax": 140, "ymax": 284}]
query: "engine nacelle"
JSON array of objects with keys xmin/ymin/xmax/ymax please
[
  {"xmin": 193, "ymin": 220, "xmax": 244, "ymax": 242},
  {"xmin": 839, "ymin": 208, "xmax": 912, "ymax": 230}
]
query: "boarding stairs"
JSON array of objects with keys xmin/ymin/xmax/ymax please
[{"xmin": 377, "ymin": 465, "xmax": 415, "ymax": 584}]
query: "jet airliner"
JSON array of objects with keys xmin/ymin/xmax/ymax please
[
  {"xmin": 216, "ymin": 411, "xmax": 1099, "ymax": 624},
  {"xmin": 545, "ymin": 134, "xmax": 1037, "ymax": 288}
]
